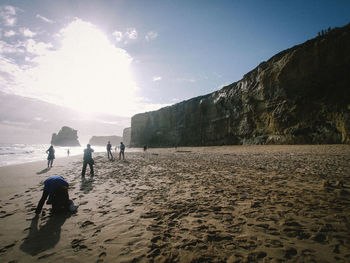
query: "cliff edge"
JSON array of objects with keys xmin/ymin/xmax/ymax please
[{"xmin": 131, "ymin": 23, "xmax": 350, "ymax": 147}]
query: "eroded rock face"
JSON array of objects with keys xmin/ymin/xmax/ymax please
[
  {"xmin": 122, "ymin": 127, "xmax": 131, "ymax": 146},
  {"xmin": 131, "ymin": 23, "xmax": 350, "ymax": 147},
  {"xmin": 51, "ymin": 126, "xmax": 80, "ymax": 146}
]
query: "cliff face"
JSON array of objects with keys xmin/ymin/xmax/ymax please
[
  {"xmin": 89, "ymin": 135, "xmax": 122, "ymax": 146},
  {"xmin": 122, "ymin": 127, "xmax": 131, "ymax": 146},
  {"xmin": 51, "ymin": 126, "xmax": 80, "ymax": 146},
  {"xmin": 131, "ymin": 23, "xmax": 350, "ymax": 147}
]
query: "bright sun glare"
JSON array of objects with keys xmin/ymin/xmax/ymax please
[{"xmin": 23, "ymin": 19, "xmax": 138, "ymax": 116}]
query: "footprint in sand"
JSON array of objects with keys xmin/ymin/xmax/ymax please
[
  {"xmin": 0, "ymin": 210, "xmax": 16, "ymax": 218},
  {"xmin": 37, "ymin": 252, "xmax": 56, "ymax": 260},
  {"xmin": 80, "ymin": 220, "xmax": 95, "ymax": 228},
  {"xmin": 9, "ymin": 194, "xmax": 23, "ymax": 200},
  {"xmin": 97, "ymin": 251, "xmax": 107, "ymax": 262},
  {"xmin": 71, "ymin": 239, "xmax": 87, "ymax": 251},
  {"xmin": 0, "ymin": 241, "xmax": 16, "ymax": 254}
]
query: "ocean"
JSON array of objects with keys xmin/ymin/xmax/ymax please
[{"xmin": 0, "ymin": 143, "xmax": 108, "ymax": 167}]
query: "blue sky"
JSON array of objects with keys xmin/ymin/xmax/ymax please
[{"xmin": 1, "ymin": 0, "xmax": 350, "ymax": 117}]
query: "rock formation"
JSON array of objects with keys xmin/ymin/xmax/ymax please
[
  {"xmin": 51, "ymin": 126, "xmax": 80, "ymax": 146},
  {"xmin": 131, "ymin": 23, "xmax": 350, "ymax": 147},
  {"xmin": 89, "ymin": 135, "xmax": 122, "ymax": 146},
  {"xmin": 122, "ymin": 127, "xmax": 131, "ymax": 146}
]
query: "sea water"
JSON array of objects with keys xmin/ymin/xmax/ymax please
[{"xmin": 0, "ymin": 143, "xmax": 108, "ymax": 167}]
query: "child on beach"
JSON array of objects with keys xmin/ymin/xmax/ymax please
[
  {"xmin": 82, "ymin": 144, "xmax": 94, "ymax": 177},
  {"xmin": 46, "ymin": 145, "xmax": 55, "ymax": 168},
  {"xmin": 35, "ymin": 176, "xmax": 75, "ymax": 214}
]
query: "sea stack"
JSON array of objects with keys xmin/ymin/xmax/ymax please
[{"xmin": 51, "ymin": 126, "xmax": 81, "ymax": 146}]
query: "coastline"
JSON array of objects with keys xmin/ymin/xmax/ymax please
[
  {"xmin": 0, "ymin": 155, "xmax": 82, "ymax": 199},
  {"xmin": 0, "ymin": 145, "xmax": 350, "ymax": 262},
  {"xmin": 0, "ymin": 144, "xmax": 110, "ymax": 168}
]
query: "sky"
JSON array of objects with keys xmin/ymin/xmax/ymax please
[{"xmin": 0, "ymin": 0, "xmax": 350, "ymax": 142}]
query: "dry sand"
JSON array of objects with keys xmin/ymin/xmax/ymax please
[{"xmin": 0, "ymin": 145, "xmax": 350, "ymax": 262}]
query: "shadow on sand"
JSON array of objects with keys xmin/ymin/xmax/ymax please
[
  {"xmin": 36, "ymin": 167, "xmax": 51, "ymax": 175},
  {"xmin": 80, "ymin": 177, "xmax": 94, "ymax": 194},
  {"xmin": 20, "ymin": 214, "xmax": 69, "ymax": 256}
]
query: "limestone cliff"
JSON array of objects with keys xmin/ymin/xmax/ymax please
[
  {"xmin": 131, "ymin": 23, "xmax": 350, "ymax": 147},
  {"xmin": 122, "ymin": 127, "xmax": 131, "ymax": 146},
  {"xmin": 51, "ymin": 126, "xmax": 80, "ymax": 146},
  {"xmin": 89, "ymin": 135, "xmax": 122, "ymax": 146}
]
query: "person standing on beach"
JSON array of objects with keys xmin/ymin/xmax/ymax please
[
  {"xmin": 106, "ymin": 141, "xmax": 113, "ymax": 160},
  {"xmin": 35, "ymin": 176, "xmax": 75, "ymax": 214},
  {"xmin": 82, "ymin": 144, "xmax": 94, "ymax": 177},
  {"xmin": 67, "ymin": 149, "xmax": 70, "ymax": 156},
  {"xmin": 46, "ymin": 145, "xmax": 55, "ymax": 168},
  {"xmin": 119, "ymin": 142, "xmax": 125, "ymax": 160}
]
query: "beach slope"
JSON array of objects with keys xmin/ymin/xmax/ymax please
[{"xmin": 0, "ymin": 145, "xmax": 350, "ymax": 262}]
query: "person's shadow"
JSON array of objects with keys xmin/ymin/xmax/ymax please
[
  {"xmin": 20, "ymin": 214, "xmax": 69, "ymax": 256},
  {"xmin": 36, "ymin": 167, "xmax": 51, "ymax": 175},
  {"xmin": 80, "ymin": 177, "xmax": 94, "ymax": 194}
]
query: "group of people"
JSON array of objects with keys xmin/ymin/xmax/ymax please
[
  {"xmin": 82, "ymin": 141, "xmax": 125, "ymax": 177},
  {"xmin": 106, "ymin": 141, "xmax": 125, "ymax": 161},
  {"xmin": 45, "ymin": 142, "xmax": 126, "ymax": 172},
  {"xmin": 38, "ymin": 141, "xmax": 126, "ymax": 214}
]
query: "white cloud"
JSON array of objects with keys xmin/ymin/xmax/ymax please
[
  {"xmin": 152, "ymin": 76, "xmax": 162, "ymax": 81},
  {"xmin": 0, "ymin": 40, "xmax": 23, "ymax": 54},
  {"xmin": 112, "ymin": 27, "xmax": 138, "ymax": 44},
  {"xmin": 145, "ymin": 31, "xmax": 158, "ymax": 41},
  {"xmin": 34, "ymin": 117, "xmax": 47, "ymax": 122},
  {"xmin": 0, "ymin": 5, "xmax": 17, "ymax": 26},
  {"xmin": 125, "ymin": 28, "xmax": 138, "ymax": 40},
  {"xmin": 4, "ymin": 30, "xmax": 16, "ymax": 37},
  {"xmin": 0, "ymin": 19, "xmax": 147, "ymax": 116},
  {"xmin": 0, "ymin": 55, "xmax": 23, "ymax": 89},
  {"xmin": 112, "ymin": 30, "xmax": 123, "ymax": 42},
  {"xmin": 21, "ymin": 28, "xmax": 37, "ymax": 37},
  {"xmin": 0, "ymin": 18, "xmax": 165, "ymax": 116},
  {"xmin": 24, "ymin": 39, "xmax": 52, "ymax": 56},
  {"xmin": 36, "ymin": 14, "xmax": 54, "ymax": 23}
]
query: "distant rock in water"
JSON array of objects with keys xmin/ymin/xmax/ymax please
[
  {"xmin": 51, "ymin": 126, "xmax": 80, "ymax": 146},
  {"xmin": 89, "ymin": 135, "xmax": 122, "ymax": 146},
  {"xmin": 122, "ymin": 127, "xmax": 131, "ymax": 146},
  {"xmin": 131, "ymin": 23, "xmax": 350, "ymax": 147}
]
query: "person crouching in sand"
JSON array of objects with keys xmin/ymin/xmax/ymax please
[
  {"xmin": 35, "ymin": 176, "xmax": 76, "ymax": 214},
  {"xmin": 82, "ymin": 144, "xmax": 94, "ymax": 178}
]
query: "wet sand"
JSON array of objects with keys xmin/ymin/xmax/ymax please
[{"xmin": 0, "ymin": 145, "xmax": 350, "ymax": 262}]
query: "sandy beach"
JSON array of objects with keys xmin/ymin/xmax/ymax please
[{"xmin": 0, "ymin": 145, "xmax": 350, "ymax": 262}]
